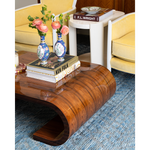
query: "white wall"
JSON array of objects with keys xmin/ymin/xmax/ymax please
[{"xmin": 15, "ymin": 0, "xmax": 39, "ymax": 9}]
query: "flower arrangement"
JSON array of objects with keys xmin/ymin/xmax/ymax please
[
  {"xmin": 27, "ymin": 5, "xmax": 70, "ymax": 37},
  {"xmin": 27, "ymin": 5, "xmax": 52, "ymax": 36},
  {"xmin": 51, "ymin": 13, "xmax": 70, "ymax": 36}
]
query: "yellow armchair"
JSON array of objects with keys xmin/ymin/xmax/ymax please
[
  {"xmin": 107, "ymin": 12, "xmax": 135, "ymax": 74},
  {"xmin": 15, "ymin": 0, "xmax": 77, "ymax": 53}
]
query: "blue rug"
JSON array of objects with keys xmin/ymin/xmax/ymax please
[{"xmin": 15, "ymin": 69, "xmax": 135, "ymax": 150}]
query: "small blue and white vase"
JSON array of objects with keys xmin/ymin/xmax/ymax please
[
  {"xmin": 37, "ymin": 36, "xmax": 50, "ymax": 65},
  {"xmin": 54, "ymin": 33, "xmax": 66, "ymax": 61}
]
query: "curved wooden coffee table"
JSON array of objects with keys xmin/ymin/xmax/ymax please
[{"xmin": 15, "ymin": 51, "xmax": 116, "ymax": 146}]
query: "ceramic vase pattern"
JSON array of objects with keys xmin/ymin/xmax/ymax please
[
  {"xmin": 37, "ymin": 36, "xmax": 50, "ymax": 65},
  {"xmin": 54, "ymin": 33, "xmax": 66, "ymax": 61}
]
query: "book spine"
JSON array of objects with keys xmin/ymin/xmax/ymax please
[
  {"xmin": 27, "ymin": 61, "xmax": 81, "ymax": 83},
  {"xmin": 54, "ymin": 57, "xmax": 78, "ymax": 75},
  {"xmin": 73, "ymin": 14, "xmax": 99, "ymax": 22},
  {"xmin": 55, "ymin": 61, "xmax": 80, "ymax": 82}
]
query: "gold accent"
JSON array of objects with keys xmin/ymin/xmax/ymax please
[{"xmin": 41, "ymin": 60, "xmax": 47, "ymax": 65}]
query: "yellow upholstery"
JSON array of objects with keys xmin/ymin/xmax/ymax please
[
  {"xmin": 42, "ymin": 0, "xmax": 74, "ymax": 15},
  {"xmin": 15, "ymin": 24, "xmax": 53, "ymax": 46},
  {"xmin": 107, "ymin": 13, "xmax": 135, "ymax": 74},
  {"xmin": 15, "ymin": 0, "xmax": 76, "ymax": 53},
  {"xmin": 15, "ymin": 42, "xmax": 53, "ymax": 52},
  {"xmin": 111, "ymin": 13, "xmax": 135, "ymax": 41},
  {"xmin": 110, "ymin": 57, "xmax": 135, "ymax": 74},
  {"xmin": 112, "ymin": 31, "xmax": 135, "ymax": 62}
]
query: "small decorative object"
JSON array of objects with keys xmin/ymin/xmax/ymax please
[
  {"xmin": 51, "ymin": 13, "xmax": 70, "ymax": 61},
  {"xmin": 28, "ymin": 5, "xmax": 53, "ymax": 64},
  {"xmin": 15, "ymin": 52, "xmax": 26, "ymax": 75},
  {"xmin": 37, "ymin": 35, "xmax": 49, "ymax": 64},
  {"xmin": 81, "ymin": 6, "xmax": 101, "ymax": 14},
  {"xmin": 15, "ymin": 63, "xmax": 26, "ymax": 74},
  {"xmin": 15, "ymin": 52, "xmax": 19, "ymax": 68},
  {"xmin": 54, "ymin": 33, "xmax": 66, "ymax": 62}
]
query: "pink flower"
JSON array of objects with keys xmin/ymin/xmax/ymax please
[
  {"xmin": 60, "ymin": 25, "xmax": 69, "ymax": 35},
  {"xmin": 32, "ymin": 19, "xmax": 42, "ymax": 26},
  {"xmin": 36, "ymin": 23, "xmax": 48, "ymax": 33},
  {"xmin": 51, "ymin": 21, "xmax": 61, "ymax": 29}
]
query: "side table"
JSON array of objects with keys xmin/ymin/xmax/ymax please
[{"xmin": 69, "ymin": 10, "xmax": 125, "ymax": 68}]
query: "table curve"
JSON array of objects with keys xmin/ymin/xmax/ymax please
[{"xmin": 33, "ymin": 64, "xmax": 116, "ymax": 145}]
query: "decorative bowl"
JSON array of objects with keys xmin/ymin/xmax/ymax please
[{"xmin": 81, "ymin": 6, "xmax": 101, "ymax": 14}]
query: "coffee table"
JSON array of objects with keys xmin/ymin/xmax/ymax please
[{"xmin": 15, "ymin": 51, "xmax": 116, "ymax": 146}]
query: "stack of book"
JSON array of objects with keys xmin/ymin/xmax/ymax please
[
  {"xmin": 26, "ymin": 52, "xmax": 80, "ymax": 83},
  {"xmin": 73, "ymin": 8, "xmax": 113, "ymax": 22}
]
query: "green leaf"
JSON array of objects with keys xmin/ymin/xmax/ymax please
[
  {"xmin": 42, "ymin": 6, "xmax": 46, "ymax": 11},
  {"xmin": 28, "ymin": 15, "xmax": 34, "ymax": 21},
  {"xmin": 38, "ymin": 29, "xmax": 46, "ymax": 36},
  {"xmin": 59, "ymin": 16, "xmax": 63, "ymax": 21},
  {"xmin": 29, "ymin": 23, "xmax": 32, "ymax": 27},
  {"xmin": 29, "ymin": 23, "xmax": 36, "ymax": 29},
  {"xmin": 48, "ymin": 11, "xmax": 51, "ymax": 13},
  {"xmin": 41, "ymin": 17, "xmax": 44, "ymax": 21},
  {"xmin": 60, "ymin": 19, "xmax": 63, "ymax": 25},
  {"xmin": 41, "ymin": 10, "xmax": 45, "ymax": 15},
  {"xmin": 43, "ymin": 19, "xmax": 47, "ymax": 24},
  {"xmin": 35, "ymin": 16, "xmax": 39, "ymax": 19}
]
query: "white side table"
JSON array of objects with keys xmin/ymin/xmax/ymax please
[{"xmin": 69, "ymin": 10, "xmax": 125, "ymax": 67}]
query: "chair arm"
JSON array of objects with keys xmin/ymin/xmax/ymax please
[
  {"xmin": 15, "ymin": 4, "xmax": 42, "ymax": 27},
  {"xmin": 107, "ymin": 20, "xmax": 112, "ymax": 71}
]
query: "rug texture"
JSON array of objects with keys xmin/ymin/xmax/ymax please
[
  {"xmin": 15, "ymin": 69, "xmax": 135, "ymax": 150},
  {"xmin": 15, "ymin": 34, "xmax": 135, "ymax": 150}
]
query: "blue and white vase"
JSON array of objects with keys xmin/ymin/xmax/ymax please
[
  {"xmin": 54, "ymin": 33, "xmax": 66, "ymax": 61},
  {"xmin": 37, "ymin": 36, "xmax": 50, "ymax": 65}
]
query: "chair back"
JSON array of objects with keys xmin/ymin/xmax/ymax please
[
  {"xmin": 41, "ymin": 0, "xmax": 75, "ymax": 15},
  {"xmin": 112, "ymin": 13, "xmax": 135, "ymax": 40}
]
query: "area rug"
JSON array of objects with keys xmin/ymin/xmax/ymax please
[{"xmin": 15, "ymin": 68, "xmax": 135, "ymax": 150}]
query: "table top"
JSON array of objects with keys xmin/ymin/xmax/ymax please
[
  {"xmin": 69, "ymin": 10, "xmax": 125, "ymax": 29},
  {"xmin": 15, "ymin": 51, "xmax": 109, "ymax": 98}
]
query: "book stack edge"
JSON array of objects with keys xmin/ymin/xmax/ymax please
[{"xmin": 26, "ymin": 52, "xmax": 80, "ymax": 83}]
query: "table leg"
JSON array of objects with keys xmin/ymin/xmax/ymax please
[
  {"xmin": 90, "ymin": 22, "xmax": 104, "ymax": 66},
  {"xmin": 69, "ymin": 25, "xmax": 77, "ymax": 56}
]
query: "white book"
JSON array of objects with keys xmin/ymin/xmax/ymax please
[{"xmin": 26, "ymin": 61, "xmax": 80, "ymax": 83}]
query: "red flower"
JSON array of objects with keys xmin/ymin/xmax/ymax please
[
  {"xmin": 36, "ymin": 23, "xmax": 48, "ymax": 33},
  {"xmin": 32, "ymin": 19, "xmax": 42, "ymax": 26},
  {"xmin": 61, "ymin": 25, "xmax": 69, "ymax": 35},
  {"xmin": 51, "ymin": 21, "xmax": 61, "ymax": 29}
]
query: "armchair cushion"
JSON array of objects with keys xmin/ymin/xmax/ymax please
[
  {"xmin": 110, "ymin": 57, "xmax": 135, "ymax": 74},
  {"xmin": 112, "ymin": 30, "xmax": 135, "ymax": 62},
  {"xmin": 15, "ymin": 24, "xmax": 53, "ymax": 46}
]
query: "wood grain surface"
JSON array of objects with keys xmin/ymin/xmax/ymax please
[
  {"xmin": 15, "ymin": 51, "xmax": 116, "ymax": 145},
  {"xmin": 76, "ymin": 0, "xmax": 135, "ymax": 14}
]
